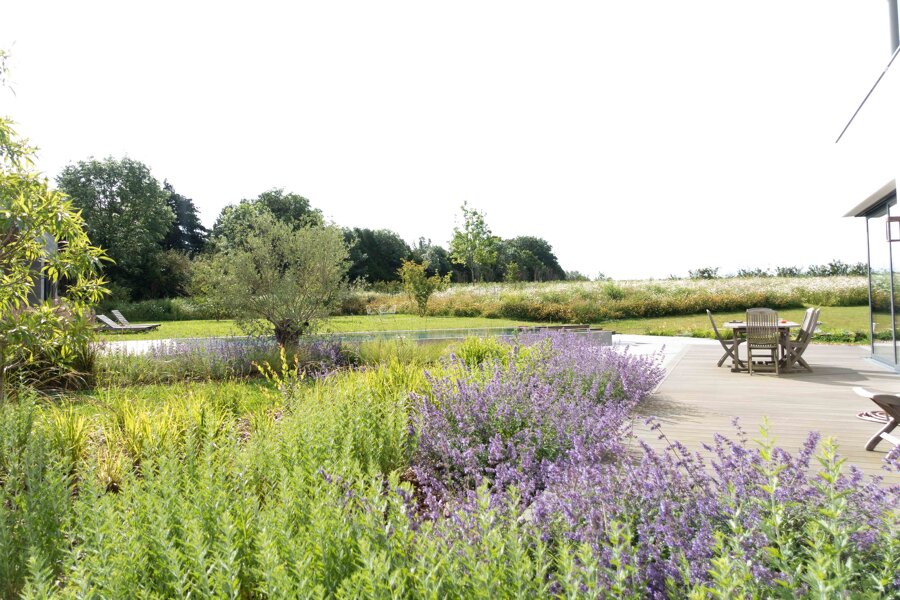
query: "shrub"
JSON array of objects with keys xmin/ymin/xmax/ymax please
[
  {"xmin": 398, "ymin": 259, "xmax": 450, "ymax": 316},
  {"xmin": 412, "ymin": 332, "xmax": 665, "ymax": 513}
]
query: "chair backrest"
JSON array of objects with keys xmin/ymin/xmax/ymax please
[
  {"xmin": 111, "ymin": 309, "xmax": 130, "ymax": 326},
  {"xmin": 746, "ymin": 308, "xmax": 779, "ymax": 345},
  {"xmin": 706, "ymin": 309, "xmax": 725, "ymax": 341},
  {"xmin": 96, "ymin": 314, "xmax": 121, "ymax": 329}
]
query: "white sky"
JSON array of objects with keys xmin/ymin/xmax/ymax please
[{"xmin": 1, "ymin": 1, "xmax": 897, "ymax": 279}]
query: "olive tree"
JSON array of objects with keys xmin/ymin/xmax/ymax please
[
  {"xmin": 0, "ymin": 112, "xmax": 107, "ymax": 400},
  {"xmin": 193, "ymin": 211, "xmax": 349, "ymax": 347}
]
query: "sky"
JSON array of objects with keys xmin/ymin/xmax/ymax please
[{"xmin": 1, "ymin": 1, "xmax": 897, "ymax": 280}]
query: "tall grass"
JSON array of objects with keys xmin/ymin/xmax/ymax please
[{"xmin": 353, "ymin": 277, "xmax": 869, "ymax": 323}]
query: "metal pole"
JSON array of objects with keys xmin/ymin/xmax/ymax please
[{"xmin": 890, "ymin": 0, "xmax": 899, "ymax": 53}]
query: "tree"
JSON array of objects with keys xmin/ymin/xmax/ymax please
[
  {"xmin": 449, "ymin": 202, "xmax": 499, "ymax": 282},
  {"xmin": 497, "ymin": 236, "xmax": 565, "ymax": 282},
  {"xmin": 398, "ymin": 260, "xmax": 450, "ymax": 316},
  {"xmin": 411, "ymin": 238, "xmax": 453, "ymax": 278},
  {"xmin": 162, "ymin": 181, "xmax": 208, "ymax": 255},
  {"xmin": 1, "ymin": 59, "xmax": 107, "ymax": 400},
  {"xmin": 344, "ymin": 227, "xmax": 411, "ymax": 283},
  {"xmin": 56, "ymin": 157, "xmax": 174, "ymax": 299},
  {"xmin": 193, "ymin": 211, "xmax": 348, "ymax": 347},
  {"xmin": 211, "ymin": 188, "xmax": 323, "ymax": 250}
]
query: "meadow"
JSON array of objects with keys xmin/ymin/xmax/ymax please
[
  {"xmin": 2, "ymin": 333, "xmax": 898, "ymax": 598},
  {"xmin": 357, "ymin": 276, "xmax": 869, "ymax": 323}
]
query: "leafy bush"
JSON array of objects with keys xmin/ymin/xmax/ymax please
[
  {"xmin": 688, "ymin": 267, "xmax": 720, "ymax": 279},
  {"xmin": 99, "ymin": 297, "xmax": 230, "ymax": 322}
]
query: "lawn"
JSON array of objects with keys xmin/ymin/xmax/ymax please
[
  {"xmin": 98, "ymin": 307, "xmax": 872, "ymax": 343},
  {"xmin": 97, "ymin": 314, "xmax": 551, "ymax": 341}
]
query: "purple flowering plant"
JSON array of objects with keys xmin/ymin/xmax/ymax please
[{"xmin": 411, "ymin": 331, "xmax": 666, "ymax": 514}]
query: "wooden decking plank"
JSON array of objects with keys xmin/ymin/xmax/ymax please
[{"xmin": 631, "ymin": 343, "xmax": 900, "ymax": 482}]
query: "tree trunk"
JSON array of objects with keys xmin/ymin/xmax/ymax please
[{"xmin": 274, "ymin": 320, "xmax": 304, "ymax": 349}]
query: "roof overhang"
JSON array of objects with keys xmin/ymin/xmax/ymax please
[{"xmin": 844, "ymin": 179, "xmax": 897, "ymax": 217}]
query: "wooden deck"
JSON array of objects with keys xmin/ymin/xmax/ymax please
[{"xmin": 631, "ymin": 342, "xmax": 900, "ymax": 483}]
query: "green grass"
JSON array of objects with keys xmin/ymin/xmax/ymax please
[
  {"xmin": 96, "ymin": 307, "xmax": 874, "ymax": 344},
  {"xmin": 98, "ymin": 315, "xmax": 550, "ymax": 341},
  {"xmin": 599, "ymin": 306, "xmax": 870, "ymax": 341}
]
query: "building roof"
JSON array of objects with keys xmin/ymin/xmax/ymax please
[{"xmin": 843, "ymin": 179, "xmax": 897, "ymax": 217}]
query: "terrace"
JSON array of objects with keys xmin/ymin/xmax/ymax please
[{"xmin": 626, "ymin": 335, "xmax": 900, "ymax": 483}]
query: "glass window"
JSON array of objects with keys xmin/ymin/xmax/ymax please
[{"xmin": 868, "ymin": 200, "xmax": 897, "ymax": 366}]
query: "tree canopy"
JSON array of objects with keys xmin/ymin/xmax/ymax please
[
  {"xmin": 56, "ymin": 157, "xmax": 174, "ymax": 299},
  {"xmin": 449, "ymin": 202, "xmax": 499, "ymax": 282},
  {"xmin": 497, "ymin": 236, "xmax": 565, "ymax": 282},
  {"xmin": 411, "ymin": 238, "xmax": 453, "ymax": 278},
  {"xmin": 211, "ymin": 188, "xmax": 323, "ymax": 251},
  {"xmin": 162, "ymin": 181, "xmax": 208, "ymax": 255},
  {"xmin": 344, "ymin": 227, "xmax": 411, "ymax": 283},
  {"xmin": 193, "ymin": 210, "xmax": 348, "ymax": 346}
]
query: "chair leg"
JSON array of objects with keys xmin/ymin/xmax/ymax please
[{"xmin": 865, "ymin": 418, "xmax": 898, "ymax": 451}]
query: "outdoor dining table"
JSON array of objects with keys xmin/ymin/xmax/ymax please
[{"xmin": 722, "ymin": 320, "xmax": 800, "ymax": 372}]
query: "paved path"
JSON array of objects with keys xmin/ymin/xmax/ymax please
[{"xmin": 631, "ymin": 341, "xmax": 900, "ymax": 483}]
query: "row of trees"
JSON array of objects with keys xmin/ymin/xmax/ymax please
[
  {"xmin": 687, "ymin": 260, "xmax": 868, "ymax": 280},
  {"xmin": 54, "ymin": 158, "xmax": 568, "ymax": 301}
]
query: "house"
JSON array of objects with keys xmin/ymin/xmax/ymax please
[
  {"xmin": 842, "ymin": 9, "xmax": 900, "ymax": 369},
  {"xmin": 26, "ymin": 232, "xmax": 59, "ymax": 305}
]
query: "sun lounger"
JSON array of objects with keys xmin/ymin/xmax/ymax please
[
  {"xmin": 852, "ymin": 387, "xmax": 900, "ymax": 451},
  {"xmin": 96, "ymin": 314, "xmax": 160, "ymax": 333}
]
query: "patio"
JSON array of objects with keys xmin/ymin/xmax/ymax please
[{"xmin": 627, "ymin": 338, "xmax": 900, "ymax": 483}]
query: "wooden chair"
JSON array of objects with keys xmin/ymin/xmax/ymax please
[
  {"xmin": 745, "ymin": 308, "xmax": 780, "ymax": 375},
  {"xmin": 707, "ymin": 309, "xmax": 743, "ymax": 368},
  {"xmin": 852, "ymin": 387, "xmax": 900, "ymax": 451},
  {"xmin": 783, "ymin": 307, "xmax": 819, "ymax": 372}
]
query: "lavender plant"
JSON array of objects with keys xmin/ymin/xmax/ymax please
[
  {"xmin": 530, "ymin": 421, "xmax": 900, "ymax": 597},
  {"xmin": 412, "ymin": 332, "xmax": 665, "ymax": 513}
]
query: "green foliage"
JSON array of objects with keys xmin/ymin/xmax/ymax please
[
  {"xmin": 193, "ymin": 210, "xmax": 349, "ymax": 346},
  {"xmin": 162, "ymin": 181, "xmax": 208, "ymax": 255},
  {"xmin": 344, "ymin": 227, "xmax": 412, "ymax": 283},
  {"xmin": 211, "ymin": 188, "xmax": 323, "ymax": 251},
  {"xmin": 451, "ymin": 336, "xmax": 510, "ymax": 367},
  {"xmin": 688, "ymin": 266, "xmax": 720, "ymax": 279},
  {"xmin": 449, "ymin": 202, "xmax": 500, "ymax": 282},
  {"xmin": 410, "ymin": 237, "xmax": 453, "ymax": 277},
  {"xmin": 55, "ymin": 156, "xmax": 174, "ymax": 300},
  {"xmin": 565, "ymin": 270, "xmax": 590, "ymax": 281},
  {"xmin": 398, "ymin": 259, "xmax": 450, "ymax": 316},
  {"xmin": 1, "ymin": 92, "xmax": 107, "ymax": 401},
  {"xmin": 497, "ymin": 236, "xmax": 566, "ymax": 282}
]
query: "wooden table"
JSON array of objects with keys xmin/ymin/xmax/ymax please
[{"xmin": 722, "ymin": 320, "xmax": 800, "ymax": 372}]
